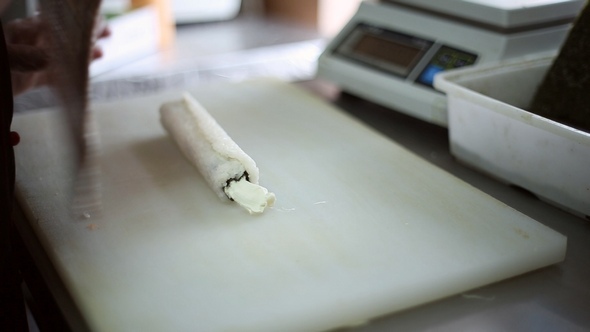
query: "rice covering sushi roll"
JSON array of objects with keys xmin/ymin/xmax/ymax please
[{"xmin": 160, "ymin": 93, "xmax": 275, "ymax": 214}]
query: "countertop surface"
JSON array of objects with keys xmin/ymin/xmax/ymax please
[{"xmin": 12, "ymin": 13, "xmax": 590, "ymax": 332}]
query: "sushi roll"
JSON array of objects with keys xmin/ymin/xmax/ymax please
[{"xmin": 160, "ymin": 93, "xmax": 275, "ymax": 214}]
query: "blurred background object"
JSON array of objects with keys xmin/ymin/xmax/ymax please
[
  {"xmin": 264, "ymin": 0, "xmax": 363, "ymax": 36},
  {"xmin": 0, "ymin": 0, "xmax": 36, "ymax": 20},
  {"xmin": 172, "ymin": 0, "xmax": 242, "ymax": 24},
  {"xmin": 12, "ymin": 0, "xmax": 360, "ymax": 111},
  {"xmin": 4, "ymin": 0, "xmax": 358, "ymax": 81}
]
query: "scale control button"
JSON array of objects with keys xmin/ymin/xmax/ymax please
[
  {"xmin": 416, "ymin": 45, "xmax": 477, "ymax": 87},
  {"xmin": 454, "ymin": 58, "xmax": 468, "ymax": 67},
  {"xmin": 438, "ymin": 54, "xmax": 451, "ymax": 65},
  {"xmin": 417, "ymin": 65, "xmax": 444, "ymax": 86}
]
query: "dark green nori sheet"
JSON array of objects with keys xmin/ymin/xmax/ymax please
[{"xmin": 529, "ymin": 4, "xmax": 590, "ymax": 132}]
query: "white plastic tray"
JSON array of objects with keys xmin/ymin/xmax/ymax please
[{"xmin": 434, "ymin": 55, "xmax": 590, "ymax": 218}]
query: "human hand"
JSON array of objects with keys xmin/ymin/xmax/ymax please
[{"xmin": 4, "ymin": 14, "xmax": 111, "ymax": 96}]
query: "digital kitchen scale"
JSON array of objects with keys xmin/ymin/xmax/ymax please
[{"xmin": 317, "ymin": 0, "xmax": 586, "ymax": 126}]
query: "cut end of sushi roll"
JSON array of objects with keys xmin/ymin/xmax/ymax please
[{"xmin": 224, "ymin": 176, "xmax": 276, "ymax": 214}]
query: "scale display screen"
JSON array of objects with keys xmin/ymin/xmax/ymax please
[
  {"xmin": 353, "ymin": 34, "xmax": 424, "ymax": 71},
  {"xmin": 333, "ymin": 23, "xmax": 478, "ymax": 88},
  {"xmin": 334, "ymin": 23, "xmax": 434, "ymax": 78}
]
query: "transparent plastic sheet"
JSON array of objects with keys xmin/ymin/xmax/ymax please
[{"xmin": 38, "ymin": 0, "xmax": 103, "ymax": 218}]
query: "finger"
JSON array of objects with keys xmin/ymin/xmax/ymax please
[
  {"xmin": 6, "ymin": 44, "xmax": 51, "ymax": 72},
  {"xmin": 5, "ymin": 16, "xmax": 45, "ymax": 44},
  {"xmin": 93, "ymin": 15, "xmax": 111, "ymax": 41},
  {"xmin": 97, "ymin": 25, "xmax": 111, "ymax": 39},
  {"xmin": 90, "ymin": 46, "xmax": 104, "ymax": 61}
]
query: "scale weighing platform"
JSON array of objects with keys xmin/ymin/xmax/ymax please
[{"xmin": 317, "ymin": 0, "xmax": 586, "ymax": 126}]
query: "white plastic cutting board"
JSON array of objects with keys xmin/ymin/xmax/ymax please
[{"xmin": 13, "ymin": 79, "xmax": 566, "ymax": 332}]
